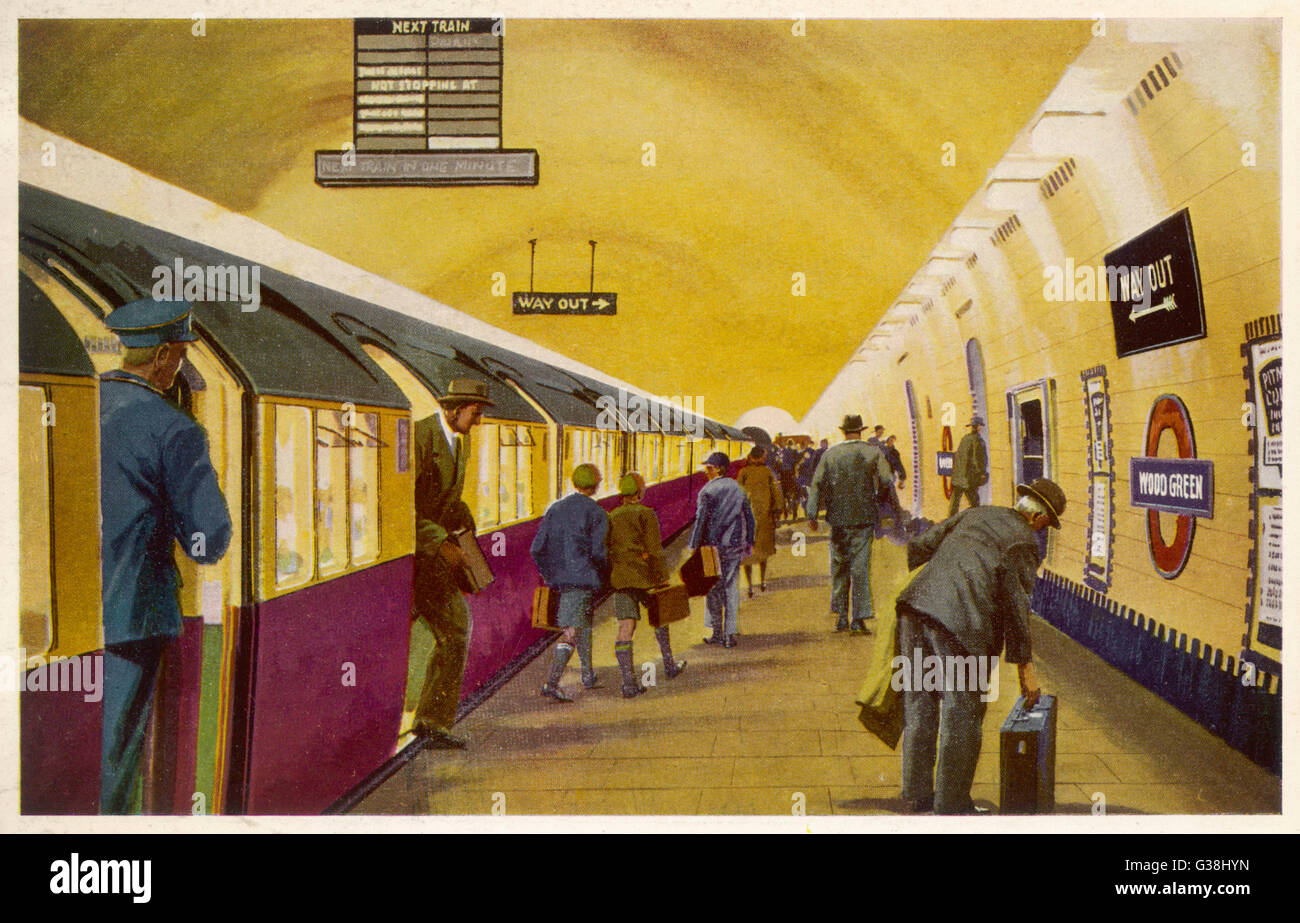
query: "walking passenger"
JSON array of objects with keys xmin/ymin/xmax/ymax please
[
  {"xmin": 949, "ymin": 415, "xmax": 988, "ymax": 517},
  {"xmin": 688, "ymin": 452, "xmax": 755, "ymax": 648},
  {"xmin": 606, "ymin": 473, "xmax": 686, "ymax": 698},
  {"xmin": 532, "ymin": 464, "xmax": 608, "ymax": 702},
  {"xmin": 806, "ymin": 414, "xmax": 894, "ymax": 634},
  {"xmin": 737, "ymin": 446, "xmax": 783, "ymax": 596},
  {"xmin": 880, "ymin": 433, "xmax": 910, "ymax": 532}
]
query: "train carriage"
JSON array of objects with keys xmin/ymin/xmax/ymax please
[{"xmin": 17, "ymin": 177, "xmax": 749, "ymax": 814}]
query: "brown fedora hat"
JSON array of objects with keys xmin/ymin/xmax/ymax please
[
  {"xmin": 840, "ymin": 414, "xmax": 864, "ymax": 433},
  {"xmin": 440, "ymin": 378, "xmax": 495, "ymax": 408},
  {"xmin": 1016, "ymin": 477, "xmax": 1066, "ymax": 529}
]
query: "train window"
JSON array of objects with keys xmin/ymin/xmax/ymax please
[
  {"xmin": 498, "ymin": 423, "xmax": 517, "ymax": 527},
  {"xmin": 349, "ymin": 412, "xmax": 380, "ymax": 566},
  {"xmin": 315, "ymin": 409, "xmax": 350, "ymax": 577},
  {"xmin": 19, "ymin": 385, "xmax": 53, "ymax": 655},
  {"xmin": 601, "ymin": 432, "xmax": 619, "ymax": 496},
  {"xmin": 514, "ymin": 426, "xmax": 532, "ymax": 521},
  {"xmin": 274, "ymin": 405, "xmax": 314, "ymax": 589},
  {"xmin": 476, "ymin": 422, "xmax": 500, "ymax": 528}
]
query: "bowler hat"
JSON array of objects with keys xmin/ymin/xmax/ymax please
[
  {"xmin": 440, "ymin": 378, "xmax": 495, "ymax": 408},
  {"xmin": 1016, "ymin": 477, "xmax": 1066, "ymax": 529},
  {"xmin": 840, "ymin": 414, "xmax": 864, "ymax": 433},
  {"xmin": 703, "ymin": 451, "xmax": 730, "ymax": 470},
  {"xmin": 969, "ymin": 414, "xmax": 985, "ymax": 427}
]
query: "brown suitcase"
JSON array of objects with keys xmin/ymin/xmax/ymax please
[
  {"xmin": 531, "ymin": 585, "xmax": 562, "ymax": 631},
  {"xmin": 646, "ymin": 583, "xmax": 691, "ymax": 628},
  {"xmin": 679, "ymin": 545, "xmax": 721, "ymax": 597},
  {"xmin": 451, "ymin": 529, "xmax": 495, "ymax": 594}
]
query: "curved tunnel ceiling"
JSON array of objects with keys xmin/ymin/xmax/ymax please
[{"xmin": 18, "ymin": 18, "xmax": 1094, "ymax": 424}]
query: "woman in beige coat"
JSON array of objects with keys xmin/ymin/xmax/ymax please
[{"xmin": 737, "ymin": 446, "xmax": 784, "ymax": 597}]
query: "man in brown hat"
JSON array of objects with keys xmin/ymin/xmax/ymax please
[
  {"xmin": 894, "ymin": 476, "xmax": 1066, "ymax": 814},
  {"xmin": 410, "ymin": 379, "xmax": 494, "ymax": 748}
]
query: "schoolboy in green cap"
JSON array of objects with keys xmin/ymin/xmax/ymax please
[{"xmin": 607, "ymin": 472, "xmax": 686, "ymax": 698}]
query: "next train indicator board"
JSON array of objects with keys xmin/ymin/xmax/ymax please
[{"xmin": 315, "ymin": 18, "xmax": 539, "ymax": 186}]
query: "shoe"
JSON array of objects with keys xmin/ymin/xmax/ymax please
[
  {"xmin": 936, "ymin": 800, "xmax": 991, "ymax": 815},
  {"xmin": 850, "ymin": 620, "xmax": 870, "ymax": 634},
  {"xmin": 704, "ymin": 634, "xmax": 725, "ymax": 645},
  {"xmin": 903, "ymin": 795, "xmax": 934, "ymax": 814},
  {"xmin": 664, "ymin": 660, "xmax": 687, "ymax": 680},
  {"xmin": 621, "ymin": 682, "xmax": 647, "ymax": 699},
  {"xmin": 748, "ymin": 587, "xmax": 754, "ymax": 598},
  {"xmin": 541, "ymin": 683, "xmax": 574, "ymax": 703},
  {"xmin": 759, "ymin": 583, "xmax": 766, "ymax": 593},
  {"xmin": 834, "ymin": 619, "xmax": 849, "ymax": 633},
  {"xmin": 581, "ymin": 672, "xmax": 603, "ymax": 690},
  {"xmin": 412, "ymin": 726, "xmax": 467, "ymax": 749},
  {"xmin": 723, "ymin": 635, "xmax": 737, "ymax": 648}
]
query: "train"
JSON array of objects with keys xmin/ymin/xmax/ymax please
[
  {"xmin": 17, "ymin": 120, "xmax": 750, "ymax": 815},
  {"xmin": 801, "ymin": 21, "xmax": 1281, "ymax": 773}
]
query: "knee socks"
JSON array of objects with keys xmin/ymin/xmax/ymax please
[{"xmin": 546, "ymin": 642, "xmax": 574, "ymax": 687}]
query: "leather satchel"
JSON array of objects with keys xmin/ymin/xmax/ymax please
[
  {"xmin": 679, "ymin": 545, "xmax": 721, "ymax": 597},
  {"xmin": 646, "ymin": 583, "xmax": 691, "ymax": 628},
  {"xmin": 531, "ymin": 585, "xmax": 562, "ymax": 631},
  {"xmin": 450, "ymin": 529, "xmax": 495, "ymax": 594}
]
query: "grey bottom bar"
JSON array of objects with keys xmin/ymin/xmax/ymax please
[{"xmin": 315, "ymin": 149, "xmax": 538, "ymax": 185}]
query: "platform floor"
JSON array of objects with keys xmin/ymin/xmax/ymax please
[{"xmin": 356, "ymin": 522, "xmax": 1282, "ymax": 816}]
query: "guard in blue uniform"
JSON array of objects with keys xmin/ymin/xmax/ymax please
[{"xmin": 99, "ymin": 298, "xmax": 231, "ymax": 814}]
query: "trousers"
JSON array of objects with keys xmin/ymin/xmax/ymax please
[
  {"xmin": 948, "ymin": 485, "xmax": 980, "ymax": 518},
  {"xmin": 413, "ymin": 576, "xmax": 473, "ymax": 733},
  {"xmin": 829, "ymin": 524, "xmax": 875, "ymax": 621},
  {"xmin": 101, "ymin": 637, "xmax": 169, "ymax": 814},
  {"xmin": 898, "ymin": 608, "xmax": 988, "ymax": 814},
  {"xmin": 705, "ymin": 546, "xmax": 744, "ymax": 636}
]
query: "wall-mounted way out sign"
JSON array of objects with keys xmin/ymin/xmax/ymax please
[{"xmin": 513, "ymin": 292, "xmax": 617, "ymax": 315}]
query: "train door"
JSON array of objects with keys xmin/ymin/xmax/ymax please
[
  {"xmin": 1007, "ymin": 378, "xmax": 1057, "ymax": 560},
  {"xmin": 903, "ymin": 380, "xmax": 921, "ymax": 518},
  {"xmin": 965, "ymin": 338, "xmax": 992, "ymax": 505},
  {"xmin": 18, "ymin": 252, "xmax": 247, "ymax": 814},
  {"xmin": 359, "ymin": 343, "xmax": 439, "ymax": 735},
  {"xmin": 169, "ymin": 338, "xmax": 245, "ymax": 816}
]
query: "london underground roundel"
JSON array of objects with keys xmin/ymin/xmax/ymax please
[{"xmin": 1143, "ymin": 395, "xmax": 1196, "ymax": 579}]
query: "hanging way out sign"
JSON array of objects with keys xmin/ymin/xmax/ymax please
[{"xmin": 513, "ymin": 292, "xmax": 617, "ymax": 315}]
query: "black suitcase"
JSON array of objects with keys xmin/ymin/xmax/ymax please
[{"xmin": 999, "ymin": 694, "xmax": 1057, "ymax": 814}]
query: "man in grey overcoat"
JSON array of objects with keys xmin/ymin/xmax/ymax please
[
  {"xmin": 895, "ymin": 477, "xmax": 1066, "ymax": 814},
  {"xmin": 806, "ymin": 414, "xmax": 894, "ymax": 633}
]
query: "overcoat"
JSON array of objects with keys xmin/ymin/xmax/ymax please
[
  {"xmin": 736, "ymin": 460, "xmax": 782, "ymax": 562},
  {"xmin": 897, "ymin": 506, "xmax": 1040, "ymax": 663}
]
